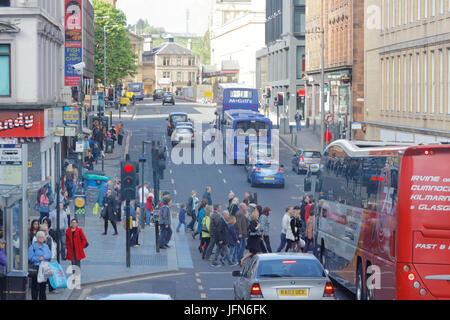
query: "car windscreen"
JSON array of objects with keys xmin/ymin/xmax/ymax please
[
  {"xmin": 257, "ymin": 259, "xmax": 325, "ymax": 278},
  {"xmin": 165, "ymin": 93, "xmax": 173, "ymax": 96},
  {"xmin": 175, "ymin": 128, "xmax": 193, "ymax": 135},
  {"xmin": 303, "ymin": 151, "xmax": 321, "ymax": 158},
  {"xmin": 235, "ymin": 121, "xmax": 270, "ymax": 135},
  {"xmin": 171, "ymin": 115, "xmax": 188, "ymax": 122},
  {"xmin": 229, "ymin": 90, "xmax": 253, "ymax": 99}
]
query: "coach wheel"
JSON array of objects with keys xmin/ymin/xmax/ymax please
[
  {"xmin": 365, "ymin": 263, "xmax": 374, "ymax": 300},
  {"xmin": 356, "ymin": 263, "xmax": 365, "ymax": 300}
]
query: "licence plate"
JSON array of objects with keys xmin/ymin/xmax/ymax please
[
  {"xmin": 264, "ymin": 177, "xmax": 275, "ymax": 180},
  {"xmin": 278, "ymin": 289, "xmax": 308, "ymax": 297}
]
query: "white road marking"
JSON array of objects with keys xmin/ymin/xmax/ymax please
[
  {"xmin": 223, "ymin": 179, "xmax": 227, "ymax": 184},
  {"xmin": 209, "ymin": 288, "xmax": 234, "ymax": 291},
  {"xmin": 169, "ymin": 169, "xmax": 173, "ymax": 174},
  {"xmin": 91, "ymin": 272, "xmax": 186, "ymax": 289},
  {"xmin": 200, "ymin": 293, "xmax": 207, "ymax": 299},
  {"xmin": 218, "ymin": 169, "xmax": 222, "ymax": 174},
  {"xmin": 173, "ymin": 190, "xmax": 177, "ymax": 195},
  {"xmin": 197, "ymin": 272, "xmax": 231, "ymax": 275}
]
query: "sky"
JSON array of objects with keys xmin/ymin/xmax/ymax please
[{"xmin": 116, "ymin": 0, "xmax": 212, "ymax": 35}]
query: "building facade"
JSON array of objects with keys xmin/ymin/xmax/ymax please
[
  {"xmin": 154, "ymin": 37, "xmax": 198, "ymax": 93},
  {"xmin": 210, "ymin": 0, "xmax": 266, "ymax": 87},
  {"xmin": 0, "ymin": 0, "xmax": 66, "ymax": 191},
  {"xmin": 364, "ymin": 0, "xmax": 450, "ymax": 143},
  {"xmin": 260, "ymin": 0, "xmax": 307, "ymax": 125},
  {"xmin": 305, "ymin": 0, "xmax": 365, "ymax": 141}
]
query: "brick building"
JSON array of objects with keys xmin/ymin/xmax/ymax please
[{"xmin": 305, "ymin": 0, "xmax": 365, "ymax": 141}]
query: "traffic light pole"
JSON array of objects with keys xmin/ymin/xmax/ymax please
[{"xmin": 125, "ymin": 199, "xmax": 131, "ymax": 268}]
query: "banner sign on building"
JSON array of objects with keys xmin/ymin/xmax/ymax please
[
  {"xmin": 64, "ymin": 0, "xmax": 83, "ymax": 86},
  {"xmin": 63, "ymin": 106, "xmax": 79, "ymax": 125},
  {"xmin": 0, "ymin": 111, "xmax": 45, "ymax": 138}
]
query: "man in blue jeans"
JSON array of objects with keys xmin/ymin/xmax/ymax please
[{"xmin": 276, "ymin": 206, "xmax": 293, "ymax": 252}]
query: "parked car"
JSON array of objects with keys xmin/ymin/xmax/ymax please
[
  {"xmin": 167, "ymin": 112, "xmax": 189, "ymax": 136},
  {"xmin": 153, "ymin": 89, "xmax": 165, "ymax": 101},
  {"xmin": 292, "ymin": 149, "xmax": 322, "ymax": 174},
  {"xmin": 171, "ymin": 126, "xmax": 194, "ymax": 148},
  {"xmin": 162, "ymin": 92, "xmax": 175, "ymax": 105},
  {"xmin": 246, "ymin": 157, "xmax": 285, "ymax": 188},
  {"xmin": 233, "ymin": 253, "xmax": 336, "ymax": 300}
]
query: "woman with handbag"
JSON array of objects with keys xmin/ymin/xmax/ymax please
[
  {"xmin": 28, "ymin": 231, "xmax": 52, "ymax": 300},
  {"xmin": 65, "ymin": 218, "xmax": 88, "ymax": 270},
  {"xmin": 102, "ymin": 189, "xmax": 118, "ymax": 235},
  {"xmin": 39, "ymin": 187, "xmax": 50, "ymax": 223}
]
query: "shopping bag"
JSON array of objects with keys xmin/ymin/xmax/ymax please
[
  {"xmin": 48, "ymin": 261, "xmax": 68, "ymax": 289},
  {"xmin": 37, "ymin": 262, "xmax": 53, "ymax": 283},
  {"xmin": 93, "ymin": 202, "xmax": 99, "ymax": 215}
]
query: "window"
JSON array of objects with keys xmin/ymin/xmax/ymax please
[
  {"xmin": 404, "ymin": 55, "xmax": 407, "ymax": 112},
  {"xmin": 410, "ymin": 54, "xmax": 414, "ymax": 113},
  {"xmin": 439, "ymin": 50, "xmax": 443, "ymax": 114},
  {"xmin": 398, "ymin": 56, "xmax": 401, "ymax": 111},
  {"xmin": 296, "ymin": 46, "xmax": 305, "ymax": 79},
  {"xmin": 177, "ymin": 72, "xmax": 181, "ymax": 82},
  {"xmin": 417, "ymin": 53, "xmax": 421, "ymax": 113},
  {"xmin": 0, "ymin": 0, "xmax": 10, "ymax": 7},
  {"xmin": 392, "ymin": 58, "xmax": 395, "ymax": 111},
  {"xmin": 424, "ymin": 51, "xmax": 428, "ymax": 113},
  {"xmin": 431, "ymin": 51, "xmax": 435, "ymax": 114},
  {"xmin": 177, "ymin": 57, "xmax": 181, "ymax": 66},
  {"xmin": 448, "ymin": 49, "xmax": 450, "ymax": 114},
  {"xmin": 418, "ymin": 0, "xmax": 421, "ymax": 20},
  {"xmin": 381, "ymin": 59, "xmax": 385, "ymax": 110},
  {"xmin": 163, "ymin": 56, "xmax": 170, "ymax": 66},
  {"xmin": 0, "ymin": 44, "xmax": 11, "ymax": 96},
  {"xmin": 293, "ymin": 6, "xmax": 306, "ymax": 34}
]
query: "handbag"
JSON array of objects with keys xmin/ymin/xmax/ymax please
[
  {"xmin": 93, "ymin": 202, "xmax": 99, "ymax": 215},
  {"xmin": 48, "ymin": 261, "xmax": 67, "ymax": 289},
  {"xmin": 100, "ymin": 206, "xmax": 107, "ymax": 219},
  {"xmin": 38, "ymin": 205, "xmax": 49, "ymax": 213}
]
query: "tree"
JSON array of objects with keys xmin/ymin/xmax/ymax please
[
  {"xmin": 199, "ymin": 30, "xmax": 211, "ymax": 65},
  {"xmin": 93, "ymin": 0, "xmax": 137, "ymax": 87}
]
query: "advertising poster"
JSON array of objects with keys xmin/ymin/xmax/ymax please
[
  {"xmin": 64, "ymin": 0, "xmax": 83, "ymax": 86},
  {"xmin": 0, "ymin": 110, "xmax": 45, "ymax": 138}
]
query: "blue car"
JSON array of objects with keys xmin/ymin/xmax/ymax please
[{"xmin": 246, "ymin": 158, "xmax": 285, "ymax": 188}]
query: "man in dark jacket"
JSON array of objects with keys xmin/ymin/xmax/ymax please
[
  {"xmin": 204, "ymin": 204, "xmax": 221, "ymax": 260},
  {"xmin": 211, "ymin": 211, "xmax": 235, "ymax": 267},
  {"xmin": 236, "ymin": 203, "xmax": 249, "ymax": 262},
  {"xmin": 159, "ymin": 198, "xmax": 172, "ymax": 249},
  {"xmin": 203, "ymin": 186, "xmax": 212, "ymax": 206}
]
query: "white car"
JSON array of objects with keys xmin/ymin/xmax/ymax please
[{"xmin": 171, "ymin": 126, "xmax": 194, "ymax": 147}]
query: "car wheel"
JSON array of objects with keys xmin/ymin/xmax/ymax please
[
  {"xmin": 250, "ymin": 179, "xmax": 256, "ymax": 188},
  {"xmin": 356, "ymin": 263, "xmax": 365, "ymax": 301}
]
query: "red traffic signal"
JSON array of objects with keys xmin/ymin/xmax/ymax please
[{"xmin": 124, "ymin": 164, "xmax": 134, "ymax": 173}]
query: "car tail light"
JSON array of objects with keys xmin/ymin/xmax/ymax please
[
  {"xmin": 253, "ymin": 168, "xmax": 261, "ymax": 172},
  {"xmin": 299, "ymin": 156, "xmax": 305, "ymax": 163},
  {"xmin": 323, "ymin": 282, "xmax": 335, "ymax": 298},
  {"xmin": 278, "ymin": 169, "xmax": 285, "ymax": 173},
  {"xmin": 250, "ymin": 283, "xmax": 263, "ymax": 298}
]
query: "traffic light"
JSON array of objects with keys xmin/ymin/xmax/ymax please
[
  {"xmin": 188, "ymin": 80, "xmax": 192, "ymax": 87},
  {"xmin": 121, "ymin": 161, "xmax": 138, "ymax": 201},
  {"xmin": 157, "ymin": 147, "xmax": 166, "ymax": 180},
  {"xmin": 286, "ymin": 92, "xmax": 290, "ymax": 101},
  {"xmin": 277, "ymin": 93, "xmax": 284, "ymax": 106},
  {"xmin": 108, "ymin": 88, "xmax": 114, "ymax": 101},
  {"xmin": 265, "ymin": 87, "xmax": 271, "ymax": 98}
]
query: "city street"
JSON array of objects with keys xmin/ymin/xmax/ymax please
[{"xmin": 70, "ymin": 98, "xmax": 353, "ymax": 300}]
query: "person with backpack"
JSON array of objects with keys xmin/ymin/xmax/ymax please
[
  {"xmin": 200, "ymin": 206, "xmax": 212, "ymax": 259},
  {"xmin": 186, "ymin": 190, "xmax": 198, "ymax": 232},
  {"xmin": 193, "ymin": 199, "xmax": 208, "ymax": 240},
  {"xmin": 204, "ymin": 204, "xmax": 222, "ymax": 261}
]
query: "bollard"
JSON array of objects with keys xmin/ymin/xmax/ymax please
[{"xmin": 74, "ymin": 194, "xmax": 86, "ymax": 226}]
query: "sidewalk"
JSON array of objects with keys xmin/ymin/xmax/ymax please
[
  {"xmin": 29, "ymin": 114, "xmax": 190, "ymax": 300},
  {"xmin": 266, "ymin": 110, "xmax": 322, "ymax": 152}
]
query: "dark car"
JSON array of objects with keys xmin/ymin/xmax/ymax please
[
  {"xmin": 167, "ymin": 112, "xmax": 189, "ymax": 136},
  {"xmin": 292, "ymin": 149, "xmax": 322, "ymax": 174},
  {"xmin": 153, "ymin": 89, "xmax": 164, "ymax": 101},
  {"xmin": 162, "ymin": 92, "xmax": 175, "ymax": 105}
]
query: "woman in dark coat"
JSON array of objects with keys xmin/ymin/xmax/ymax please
[
  {"xmin": 240, "ymin": 210, "xmax": 262, "ymax": 265},
  {"xmin": 102, "ymin": 189, "xmax": 118, "ymax": 235}
]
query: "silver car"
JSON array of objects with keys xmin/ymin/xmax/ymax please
[
  {"xmin": 171, "ymin": 126, "xmax": 194, "ymax": 147},
  {"xmin": 232, "ymin": 253, "xmax": 336, "ymax": 300},
  {"xmin": 292, "ymin": 150, "xmax": 322, "ymax": 174}
]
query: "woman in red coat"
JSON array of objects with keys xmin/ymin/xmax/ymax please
[{"xmin": 65, "ymin": 218, "xmax": 87, "ymax": 268}]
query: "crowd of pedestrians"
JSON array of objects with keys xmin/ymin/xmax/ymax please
[{"xmin": 173, "ymin": 187, "xmax": 317, "ymax": 268}]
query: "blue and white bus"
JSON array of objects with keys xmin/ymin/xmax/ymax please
[
  {"xmin": 127, "ymin": 82, "xmax": 144, "ymax": 100},
  {"xmin": 216, "ymin": 84, "xmax": 259, "ymax": 120},
  {"xmin": 220, "ymin": 110, "xmax": 272, "ymax": 164}
]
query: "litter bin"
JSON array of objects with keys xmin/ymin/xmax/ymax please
[{"xmin": 105, "ymin": 139, "xmax": 114, "ymax": 154}]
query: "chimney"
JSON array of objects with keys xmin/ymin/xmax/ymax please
[
  {"xmin": 187, "ymin": 39, "xmax": 192, "ymax": 51},
  {"xmin": 144, "ymin": 37, "xmax": 153, "ymax": 52}
]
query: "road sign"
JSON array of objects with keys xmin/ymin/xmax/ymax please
[
  {"xmin": 324, "ymin": 112, "xmax": 334, "ymax": 124},
  {"xmin": 0, "ymin": 148, "xmax": 22, "ymax": 162}
]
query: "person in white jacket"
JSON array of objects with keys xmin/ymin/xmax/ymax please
[{"xmin": 276, "ymin": 206, "xmax": 293, "ymax": 252}]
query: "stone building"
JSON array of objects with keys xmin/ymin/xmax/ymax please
[{"xmin": 364, "ymin": 0, "xmax": 450, "ymax": 143}]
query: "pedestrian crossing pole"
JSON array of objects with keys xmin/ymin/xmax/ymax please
[{"xmin": 125, "ymin": 199, "xmax": 131, "ymax": 268}]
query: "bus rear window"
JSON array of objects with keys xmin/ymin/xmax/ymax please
[
  {"xmin": 229, "ymin": 90, "xmax": 253, "ymax": 99},
  {"xmin": 236, "ymin": 121, "xmax": 270, "ymax": 132}
]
